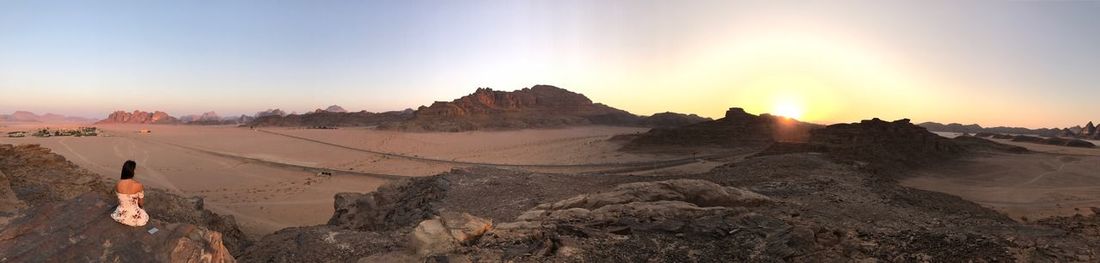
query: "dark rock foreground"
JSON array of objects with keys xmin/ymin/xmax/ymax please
[
  {"xmin": 0, "ymin": 192, "xmax": 234, "ymax": 262},
  {"xmin": 0, "ymin": 144, "xmax": 244, "ymax": 262}
]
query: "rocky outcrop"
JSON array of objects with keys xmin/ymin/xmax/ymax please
[
  {"xmin": 97, "ymin": 110, "xmax": 180, "ymax": 124},
  {"xmin": 805, "ymin": 118, "xmax": 964, "ymax": 168},
  {"xmin": 326, "ymin": 176, "xmax": 448, "ymax": 231},
  {"xmin": 0, "ymin": 144, "xmax": 111, "ymax": 215},
  {"xmin": 144, "ymin": 189, "xmax": 252, "ymax": 254},
  {"xmin": 383, "ymin": 85, "xmax": 644, "ymax": 131},
  {"xmin": 623, "ymin": 107, "xmax": 820, "ymax": 150},
  {"xmin": 0, "ymin": 192, "xmax": 235, "ymax": 262},
  {"xmin": 239, "ymin": 168, "xmax": 650, "ymax": 262},
  {"xmin": 241, "ymin": 153, "xmax": 1100, "ymax": 263},
  {"xmin": 0, "ymin": 144, "xmax": 251, "ymax": 259}
]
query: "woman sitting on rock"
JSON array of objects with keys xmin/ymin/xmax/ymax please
[{"xmin": 110, "ymin": 160, "xmax": 148, "ymax": 227}]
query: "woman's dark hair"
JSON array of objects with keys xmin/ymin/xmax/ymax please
[{"xmin": 121, "ymin": 160, "xmax": 137, "ymax": 180}]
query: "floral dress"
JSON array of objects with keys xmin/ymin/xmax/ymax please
[{"xmin": 110, "ymin": 191, "xmax": 149, "ymax": 227}]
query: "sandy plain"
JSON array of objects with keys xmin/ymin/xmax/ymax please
[
  {"xmin": 903, "ymin": 138, "xmax": 1100, "ymax": 222},
  {"xmin": 0, "ymin": 123, "xmax": 733, "ymax": 237}
]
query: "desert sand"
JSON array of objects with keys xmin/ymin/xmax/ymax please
[
  {"xmin": 0, "ymin": 123, "xmax": 733, "ymax": 237},
  {"xmin": 903, "ymin": 139, "xmax": 1100, "ymax": 221}
]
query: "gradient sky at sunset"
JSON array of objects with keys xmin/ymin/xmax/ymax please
[{"xmin": 2, "ymin": 1, "xmax": 1099, "ymax": 128}]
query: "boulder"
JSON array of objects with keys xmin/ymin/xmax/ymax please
[
  {"xmin": 410, "ymin": 212, "xmax": 493, "ymax": 257},
  {"xmin": 0, "ymin": 193, "xmax": 234, "ymax": 262}
]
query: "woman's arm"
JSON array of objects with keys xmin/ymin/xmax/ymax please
[{"xmin": 137, "ymin": 183, "xmax": 145, "ymax": 208}]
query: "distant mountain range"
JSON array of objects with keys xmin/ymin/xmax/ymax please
[
  {"xmin": 250, "ymin": 109, "xmax": 413, "ymax": 127},
  {"xmin": 0, "ymin": 111, "xmax": 96, "ymax": 123},
  {"xmin": 246, "ymin": 85, "xmax": 711, "ymax": 131},
  {"xmin": 917, "ymin": 122, "xmax": 1062, "ymax": 137},
  {"xmin": 88, "ymin": 85, "xmax": 714, "ymax": 130}
]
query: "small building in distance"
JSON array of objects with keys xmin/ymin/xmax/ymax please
[{"xmin": 6, "ymin": 131, "xmax": 26, "ymax": 138}]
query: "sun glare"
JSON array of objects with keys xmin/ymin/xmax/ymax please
[{"xmin": 773, "ymin": 100, "xmax": 804, "ymax": 119}]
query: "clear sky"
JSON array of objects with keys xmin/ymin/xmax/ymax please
[{"xmin": 1, "ymin": 0, "xmax": 1098, "ymax": 128}]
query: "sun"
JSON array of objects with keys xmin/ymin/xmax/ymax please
[{"xmin": 773, "ymin": 100, "xmax": 804, "ymax": 119}]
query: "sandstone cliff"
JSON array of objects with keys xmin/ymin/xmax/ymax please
[{"xmin": 97, "ymin": 110, "xmax": 180, "ymax": 124}]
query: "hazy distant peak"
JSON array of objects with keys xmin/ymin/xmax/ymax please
[
  {"xmin": 255, "ymin": 109, "xmax": 287, "ymax": 118},
  {"xmin": 324, "ymin": 105, "xmax": 347, "ymax": 113},
  {"xmin": 0, "ymin": 111, "xmax": 95, "ymax": 123}
]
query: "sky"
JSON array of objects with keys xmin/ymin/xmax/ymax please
[{"xmin": 1, "ymin": 0, "xmax": 1098, "ymax": 128}]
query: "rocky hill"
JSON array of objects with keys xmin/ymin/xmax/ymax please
[
  {"xmin": 380, "ymin": 85, "xmax": 705, "ymax": 132},
  {"xmin": 97, "ymin": 110, "xmax": 180, "ymax": 124},
  {"xmin": 622, "ymin": 107, "xmax": 820, "ymax": 150},
  {"xmin": 0, "ymin": 144, "xmax": 245, "ymax": 261},
  {"xmin": 243, "ymin": 86, "xmax": 707, "ymax": 130},
  {"xmin": 807, "ymin": 118, "xmax": 965, "ymax": 168},
  {"xmin": 249, "ymin": 110, "xmax": 414, "ymax": 127},
  {"xmin": 638, "ymin": 112, "xmax": 712, "ymax": 128}
]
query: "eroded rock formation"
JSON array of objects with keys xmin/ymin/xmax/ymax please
[{"xmin": 97, "ymin": 110, "xmax": 180, "ymax": 124}]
